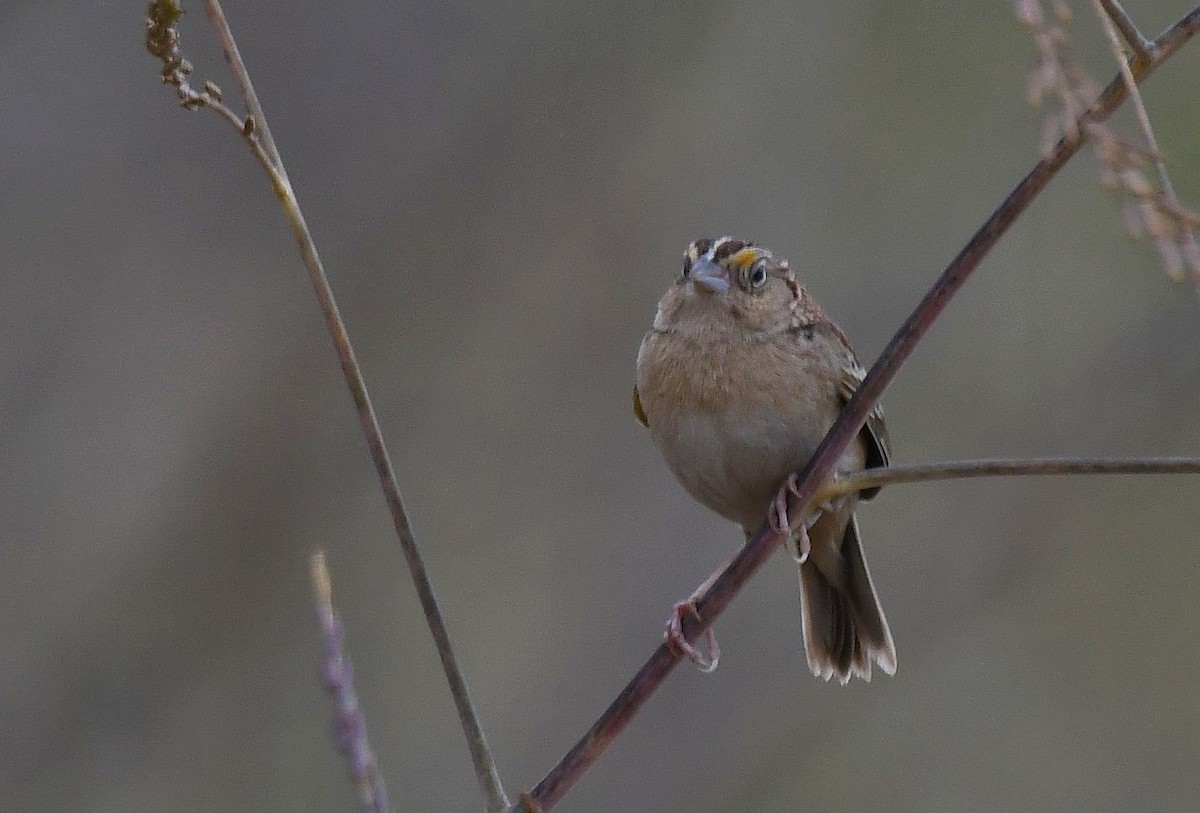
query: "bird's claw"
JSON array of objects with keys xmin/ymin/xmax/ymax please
[
  {"xmin": 788, "ymin": 522, "xmax": 812, "ymax": 565},
  {"xmin": 770, "ymin": 473, "xmax": 805, "ymax": 531},
  {"xmin": 774, "ymin": 474, "xmax": 815, "ymax": 564},
  {"xmin": 665, "ymin": 600, "xmax": 720, "ymax": 673},
  {"xmin": 769, "ymin": 488, "xmax": 791, "ymax": 535}
]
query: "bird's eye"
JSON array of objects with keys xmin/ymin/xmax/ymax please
[
  {"xmin": 681, "ymin": 256, "xmax": 692, "ymax": 279},
  {"xmin": 747, "ymin": 260, "xmax": 768, "ymax": 289}
]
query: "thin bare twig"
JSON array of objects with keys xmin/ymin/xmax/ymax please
[
  {"xmin": 312, "ymin": 552, "xmax": 392, "ymax": 813},
  {"xmin": 204, "ymin": 0, "xmax": 284, "ymax": 172},
  {"xmin": 146, "ymin": 3, "xmax": 509, "ymax": 810},
  {"xmin": 514, "ymin": 6, "xmax": 1200, "ymax": 810},
  {"xmin": 818, "ymin": 457, "xmax": 1200, "ymax": 502},
  {"xmin": 1098, "ymin": 0, "xmax": 1154, "ymax": 60}
]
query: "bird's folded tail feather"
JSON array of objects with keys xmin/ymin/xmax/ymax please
[{"xmin": 799, "ymin": 515, "xmax": 896, "ymax": 683}]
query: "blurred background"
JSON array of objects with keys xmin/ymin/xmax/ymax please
[{"xmin": 4, "ymin": 1, "xmax": 1200, "ymax": 811}]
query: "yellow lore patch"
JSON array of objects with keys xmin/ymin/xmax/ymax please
[{"xmin": 728, "ymin": 247, "xmax": 761, "ymax": 270}]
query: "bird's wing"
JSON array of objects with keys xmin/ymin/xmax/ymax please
[
  {"xmin": 838, "ymin": 360, "xmax": 890, "ymax": 499},
  {"xmin": 632, "ymin": 385, "xmax": 649, "ymax": 428}
]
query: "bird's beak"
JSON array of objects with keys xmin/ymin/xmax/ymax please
[{"xmin": 689, "ymin": 257, "xmax": 730, "ymax": 295}]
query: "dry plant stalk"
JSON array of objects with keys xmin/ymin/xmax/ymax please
[
  {"xmin": 312, "ymin": 552, "xmax": 392, "ymax": 813},
  {"xmin": 145, "ymin": 2, "xmax": 509, "ymax": 811},
  {"xmin": 1017, "ymin": 0, "xmax": 1200, "ymax": 286}
]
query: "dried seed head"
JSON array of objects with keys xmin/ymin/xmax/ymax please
[
  {"xmin": 1156, "ymin": 238, "xmax": 1185, "ymax": 282},
  {"xmin": 1181, "ymin": 236, "xmax": 1200, "ymax": 278},
  {"xmin": 1099, "ymin": 166, "xmax": 1121, "ymax": 194},
  {"xmin": 1051, "ymin": 0, "xmax": 1072, "ymax": 26},
  {"xmin": 1120, "ymin": 201, "xmax": 1144, "ymax": 239},
  {"xmin": 1121, "ymin": 167, "xmax": 1153, "ymax": 198},
  {"xmin": 1016, "ymin": 0, "xmax": 1044, "ymax": 28}
]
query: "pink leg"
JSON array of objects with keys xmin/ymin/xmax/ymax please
[{"xmin": 663, "ymin": 549, "xmax": 738, "ymax": 673}]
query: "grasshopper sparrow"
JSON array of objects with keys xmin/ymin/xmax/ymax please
[{"xmin": 635, "ymin": 237, "xmax": 896, "ymax": 682}]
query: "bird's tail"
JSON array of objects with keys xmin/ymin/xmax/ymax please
[{"xmin": 799, "ymin": 514, "xmax": 896, "ymax": 683}]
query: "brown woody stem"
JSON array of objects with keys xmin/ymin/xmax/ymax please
[{"xmin": 818, "ymin": 457, "xmax": 1200, "ymax": 502}]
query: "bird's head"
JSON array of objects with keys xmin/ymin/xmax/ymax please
[{"xmin": 654, "ymin": 236, "xmax": 800, "ymax": 336}]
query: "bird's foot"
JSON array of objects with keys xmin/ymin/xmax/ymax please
[
  {"xmin": 787, "ymin": 521, "xmax": 813, "ymax": 565},
  {"xmin": 769, "ymin": 474, "xmax": 798, "ymax": 534},
  {"xmin": 772, "ymin": 474, "xmax": 815, "ymax": 564},
  {"xmin": 664, "ymin": 599, "xmax": 720, "ymax": 673}
]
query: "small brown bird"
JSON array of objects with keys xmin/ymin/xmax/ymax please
[{"xmin": 634, "ymin": 237, "xmax": 896, "ymax": 683}]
